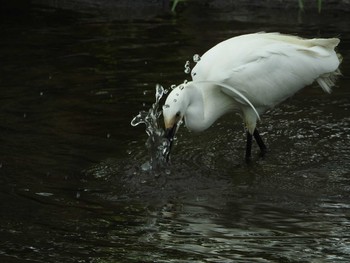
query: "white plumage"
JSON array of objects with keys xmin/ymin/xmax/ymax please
[{"xmin": 163, "ymin": 32, "xmax": 341, "ymax": 160}]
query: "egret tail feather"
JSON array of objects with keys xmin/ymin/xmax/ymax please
[{"xmin": 316, "ymin": 68, "xmax": 341, "ymax": 93}]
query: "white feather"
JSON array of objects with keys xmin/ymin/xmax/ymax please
[{"xmin": 164, "ymin": 32, "xmax": 341, "ymax": 135}]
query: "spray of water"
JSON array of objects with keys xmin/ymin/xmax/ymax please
[
  {"xmin": 193, "ymin": 54, "xmax": 201, "ymax": 63},
  {"xmin": 130, "ymin": 54, "xmax": 201, "ymax": 172},
  {"xmin": 131, "ymin": 84, "xmax": 171, "ymax": 171},
  {"xmin": 184, "ymin": 60, "xmax": 191, "ymax": 74}
]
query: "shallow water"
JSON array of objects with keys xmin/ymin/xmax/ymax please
[{"xmin": 1, "ymin": 5, "xmax": 350, "ymax": 263}]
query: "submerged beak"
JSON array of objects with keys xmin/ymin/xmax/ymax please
[
  {"xmin": 165, "ymin": 125, "xmax": 177, "ymax": 142},
  {"xmin": 164, "ymin": 125, "xmax": 177, "ymax": 162}
]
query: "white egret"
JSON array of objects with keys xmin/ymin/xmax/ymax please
[{"xmin": 163, "ymin": 32, "xmax": 342, "ymax": 161}]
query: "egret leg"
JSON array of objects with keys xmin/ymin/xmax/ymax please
[
  {"xmin": 245, "ymin": 131, "xmax": 253, "ymax": 161},
  {"xmin": 253, "ymin": 129, "xmax": 267, "ymax": 156}
]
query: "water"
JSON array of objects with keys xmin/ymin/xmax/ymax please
[
  {"xmin": 1, "ymin": 3, "xmax": 350, "ymax": 263},
  {"xmin": 131, "ymin": 84, "xmax": 170, "ymax": 171}
]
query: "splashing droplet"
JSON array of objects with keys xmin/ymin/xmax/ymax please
[
  {"xmin": 155, "ymin": 84, "xmax": 165, "ymax": 104},
  {"xmin": 193, "ymin": 54, "xmax": 201, "ymax": 63},
  {"xmin": 131, "ymin": 111, "xmax": 148, "ymax": 127},
  {"xmin": 184, "ymin": 60, "xmax": 191, "ymax": 74}
]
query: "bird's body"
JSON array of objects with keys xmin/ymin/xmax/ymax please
[{"xmin": 163, "ymin": 32, "xmax": 342, "ymax": 160}]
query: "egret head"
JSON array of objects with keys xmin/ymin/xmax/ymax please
[{"xmin": 162, "ymin": 84, "xmax": 189, "ymax": 159}]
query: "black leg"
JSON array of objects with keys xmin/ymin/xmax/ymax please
[
  {"xmin": 253, "ymin": 129, "xmax": 267, "ymax": 156},
  {"xmin": 245, "ymin": 131, "xmax": 253, "ymax": 161}
]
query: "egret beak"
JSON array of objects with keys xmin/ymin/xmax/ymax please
[{"xmin": 164, "ymin": 125, "xmax": 177, "ymax": 162}]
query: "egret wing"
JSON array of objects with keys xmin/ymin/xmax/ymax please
[{"xmin": 192, "ymin": 33, "xmax": 340, "ymax": 108}]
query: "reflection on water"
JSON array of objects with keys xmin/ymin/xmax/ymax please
[{"xmin": 1, "ymin": 4, "xmax": 350, "ymax": 263}]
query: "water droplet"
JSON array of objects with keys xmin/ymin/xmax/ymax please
[
  {"xmin": 183, "ymin": 80, "xmax": 188, "ymax": 84},
  {"xmin": 143, "ymin": 90, "xmax": 148, "ymax": 96},
  {"xmin": 40, "ymin": 91, "xmax": 44, "ymax": 96},
  {"xmin": 155, "ymin": 84, "xmax": 165, "ymax": 104},
  {"xmin": 184, "ymin": 60, "xmax": 191, "ymax": 74},
  {"xmin": 76, "ymin": 191, "xmax": 81, "ymax": 199},
  {"xmin": 193, "ymin": 54, "xmax": 201, "ymax": 62},
  {"xmin": 23, "ymin": 113, "xmax": 27, "ymax": 118},
  {"xmin": 170, "ymin": 84, "xmax": 176, "ymax": 90},
  {"xmin": 131, "ymin": 112, "xmax": 146, "ymax": 126},
  {"xmin": 107, "ymin": 133, "xmax": 111, "ymax": 139}
]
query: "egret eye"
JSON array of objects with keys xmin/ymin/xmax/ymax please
[{"xmin": 175, "ymin": 111, "xmax": 181, "ymax": 117}]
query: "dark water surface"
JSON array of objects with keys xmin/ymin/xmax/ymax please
[{"xmin": 1, "ymin": 5, "xmax": 350, "ymax": 263}]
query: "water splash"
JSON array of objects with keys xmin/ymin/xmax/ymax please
[
  {"xmin": 131, "ymin": 84, "xmax": 171, "ymax": 171},
  {"xmin": 184, "ymin": 54, "xmax": 200, "ymax": 75},
  {"xmin": 193, "ymin": 54, "xmax": 201, "ymax": 63},
  {"xmin": 184, "ymin": 60, "xmax": 191, "ymax": 74}
]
